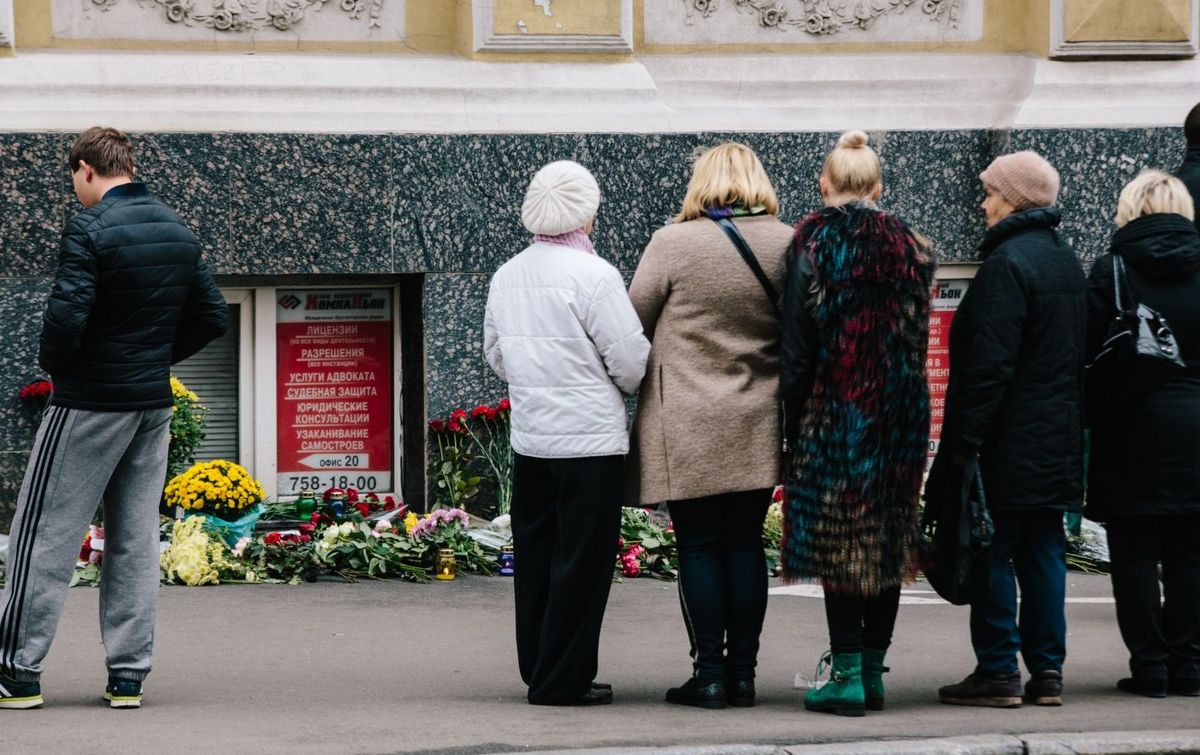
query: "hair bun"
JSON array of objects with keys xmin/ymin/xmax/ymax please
[{"xmin": 836, "ymin": 130, "xmax": 869, "ymax": 150}]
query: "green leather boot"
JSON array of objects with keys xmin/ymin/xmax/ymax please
[
  {"xmin": 862, "ymin": 648, "xmax": 889, "ymax": 711},
  {"xmin": 804, "ymin": 652, "xmax": 866, "ymax": 717}
]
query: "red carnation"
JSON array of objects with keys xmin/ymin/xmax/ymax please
[
  {"xmin": 429, "ymin": 419, "xmax": 446, "ymax": 433},
  {"xmin": 485, "ymin": 408, "xmax": 499, "ymax": 421},
  {"xmin": 299, "ymin": 523, "xmax": 315, "ymax": 534},
  {"xmin": 264, "ymin": 532, "xmax": 283, "ymax": 546},
  {"xmin": 450, "ymin": 408, "xmax": 467, "ymax": 421},
  {"xmin": 355, "ymin": 503, "xmax": 370, "ymax": 518},
  {"xmin": 299, "ymin": 534, "xmax": 312, "ymax": 544},
  {"xmin": 471, "ymin": 405, "xmax": 490, "ymax": 420},
  {"xmin": 345, "ymin": 488, "xmax": 360, "ymax": 504},
  {"xmin": 383, "ymin": 495, "xmax": 397, "ymax": 511},
  {"xmin": 772, "ymin": 486, "xmax": 784, "ymax": 503},
  {"xmin": 448, "ymin": 419, "xmax": 463, "ymax": 434},
  {"xmin": 498, "ymin": 398, "xmax": 511, "ymax": 412}
]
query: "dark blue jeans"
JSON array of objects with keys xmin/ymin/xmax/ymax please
[
  {"xmin": 970, "ymin": 509, "xmax": 1067, "ymax": 677},
  {"xmin": 668, "ymin": 489, "xmax": 772, "ymax": 684}
]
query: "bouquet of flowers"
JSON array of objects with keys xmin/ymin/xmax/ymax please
[
  {"xmin": 241, "ymin": 529, "xmax": 323, "ymax": 584},
  {"xmin": 17, "ymin": 379, "xmax": 53, "ymax": 420},
  {"xmin": 168, "ymin": 376, "xmax": 207, "ymax": 478},
  {"xmin": 164, "ymin": 460, "xmax": 265, "ymax": 522},
  {"xmin": 428, "ymin": 398, "xmax": 513, "ymax": 517},
  {"xmin": 315, "ymin": 520, "xmax": 429, "ymax": 581},
  {"xmin": 69, "ymin": 525, "xmax": 105, "ymax": 587},
  {"xmin": 409, "ymin": 507, "xmax": 497, "ymax": 575},
  {"xmin": 160, "ymin": 517, "xmax": 258, "ymax": 586},
  {"xmin": 617, "ymin": 507, "xmax": 677, "ymax": 580},
  {"xmin": 428, "ymin": 413, "xmax": 483, "ymax": 510}
]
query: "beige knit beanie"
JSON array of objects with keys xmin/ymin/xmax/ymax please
[
  {"xmin": 521, "ymin": 161, "xmax": 601, "ymax": 236},
  {"xmin": 979, "ymin": 151, "xmax": 1060, "ymax": 210}
]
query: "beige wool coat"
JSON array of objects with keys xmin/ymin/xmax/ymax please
[{"xmin": 626, "ymin": 215, "xmax": 794, "ymax": 506}]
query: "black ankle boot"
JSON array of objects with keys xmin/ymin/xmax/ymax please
[
  {"xmin": 727, "ymin": 679, "xmax": 755, "ymax": 707},
  {"xmin": 665, "ymin": 677, "xmax": 727, "ymax": 710}
]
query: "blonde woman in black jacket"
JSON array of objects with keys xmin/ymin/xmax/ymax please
[{"xmin": 1086, "ymin": 170, "xmax": 1200, "ymax": 699}]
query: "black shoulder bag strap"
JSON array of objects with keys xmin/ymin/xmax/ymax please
[
  {"xmin": 1113, "ymin": 255, "xmax": 1130, "ymax": 315},
  {"xmin": 711, "ymin": 217, "xmax": 781, "ymax": 314}
]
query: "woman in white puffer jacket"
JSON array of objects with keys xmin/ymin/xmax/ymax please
[{"xmin": 483, "ymin": 160, "xmax": 649, "ymax": 708}]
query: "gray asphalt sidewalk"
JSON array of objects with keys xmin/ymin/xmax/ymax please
[{"xmin": 3, "ymin": 573, "xmax": 1197, "ymax": 754}]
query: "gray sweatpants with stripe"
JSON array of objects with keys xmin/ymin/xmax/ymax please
[{"xmin": 1, "ymin": 405, "xmax": 171, "ymax": 682}]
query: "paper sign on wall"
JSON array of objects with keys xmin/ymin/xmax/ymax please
[{"xmin": 276, "ymin": 289, "xmax": 393, "ymax": 496}]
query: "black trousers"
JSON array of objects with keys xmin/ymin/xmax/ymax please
[
  {"xmin": 668, "ymin": 489, "xmax": 772, "ymax": 684},
  {"xmin": 824, "ymin": 586, "xmax": 901, "ymax": 655},
  {"xmin": 1106, "ymin": 514, "xmax": 1200, "ymax": 681},
  {"xmin": 511, "ymin": 452, "xmax": 624, "ymax": 704}
]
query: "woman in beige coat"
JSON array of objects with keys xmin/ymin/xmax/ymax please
[{"xmin": 628, "ymin": 142, "xmax": 792, "ymax": 709}]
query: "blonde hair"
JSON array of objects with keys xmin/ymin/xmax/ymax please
[
  {"xmin": 675, "ymin": 142, "xmax": 780, "ymax": 223},
  {"xmin": 1116, "ymin": 170, "xmax": 1196, "ymax": 227},
  {"xmin": 822, "ymin": 130, "xmax": 881, "ymax": 199}
]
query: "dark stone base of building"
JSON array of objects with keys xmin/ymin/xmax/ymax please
[{"xmin": 0, "ymin": 128, "xmax": 1184, "ymax": 529}]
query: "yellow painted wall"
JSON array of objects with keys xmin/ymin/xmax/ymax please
[
  {"xmin": 493, "ymin": 0, "xmax": 621, "ymax": 37},
  {"xmin": 1064, "ymin": 0, "xmax": 1191, "ymax": 43}
]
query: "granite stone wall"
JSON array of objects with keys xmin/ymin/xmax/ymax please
[{"xmin": 0, "ymin": 128, "xmax": 1188, "ymax": 529}]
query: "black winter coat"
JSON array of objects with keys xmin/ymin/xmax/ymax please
[
  {"xmin": 1084, "ymin": 213, "xmax": 1200, "ymax": 521},
  {"xmin": 933, "ymin": 208, "xmax": 1087, "ymax": 513},
  {"xmin": 1174, "ymin": 147, "xmax": 1200, "ymax": 234},
  {"xmin": 39, "ymin": 183, "xmax": 228, "ymax": 411}
]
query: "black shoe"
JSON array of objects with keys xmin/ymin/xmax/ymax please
[
  {"xmin": 938, "ymin": 672, "xmax": 1022, "ymax": 708},
  {"xmin": 727, "ymin": 679, "xmax": 755, "ymax": 708},
  {"xmin": 665, "ymin": 677, "xmax": 727, "ymax": 710},
  {"xmin": 1117, "ymin": 677, "xmax": 1168, "ymax": 698},
  {"xmin": 0, "ymin": 671, "xmax": 43, "ymax": 710},
  {"xmin": 1169, "ymin": 677, "xmax": 1200, "ymax": 697},
  {"xmin": 530, "ymin": 686, "xmax": 613, "ymax": 706},
  {"xmin": 1024, "ymin": 669, "xmax": 1063, "ymax": 706},
  {"xmin": 591, "ymin": 681, "xmax": 612, "ymax": 692},
  {"xmin": 103, "ymin": 677, "xmax": 143, "ymax": 709}
]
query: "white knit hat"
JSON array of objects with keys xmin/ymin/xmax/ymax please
[{"xmin": 521, "ymin": 161, "xmax": 601, "ymax": 236}]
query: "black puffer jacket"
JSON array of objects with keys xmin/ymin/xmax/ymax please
[
  {"xmin": 39, "ymin": 183, "xmax": 228, "ymax": 411},
  {"xmin": 933, "ymin": 208, "xmax": 1087, "ymax": 513},
  {"xmin": 1175, "ymin": 147, "xmax": 1200, "ymax": 234},
  {"xmin": 1085, "ymin": 213, "xmax": 1200, "ymax": 521}
]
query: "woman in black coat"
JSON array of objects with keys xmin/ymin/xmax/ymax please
[{"xmin": 1086, "ymin": 170, "xmax": 1200, "ymax": 699}]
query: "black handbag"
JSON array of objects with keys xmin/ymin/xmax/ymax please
[
  {"xmin": 919, "ymin": 455, "xmax": 993, "ymax": 606},
  {"xmin": 1087, "ymin": 255, "xmax": 1185, "ymax": 404}
]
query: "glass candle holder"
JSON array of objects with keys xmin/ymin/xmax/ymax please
[
  {"xmin": 327, "ymin": 491, "xmax": 347, "ymax": 519},
  {"xmin": 498, "ymin": 545, "xmax": 515, "ymax": 576},
  {"xmin": 294, "ymin": 489, "xmax": 317, "ymax": 519},
  {"xmin": 436, "ymin": 548, "xmax": 457, "ymax": 581}
]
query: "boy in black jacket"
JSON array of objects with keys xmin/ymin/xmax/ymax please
[{"xmin": 0, "ymin": 127, "xmax": 227, "ymax": 710}]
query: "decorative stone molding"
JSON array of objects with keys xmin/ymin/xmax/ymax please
[
  {"xmin": 1051, "ymin": 0, "xmax": 1199, "ymax": 58},
  {"xmin": 472, "ymin": 0, "xmax": 633, "ymax": 53},
  {"xmin": 646, "ymin": 0, "xmax": 982, "ymax": 45},
  {"xmin": 680, "ymin": 0, "xmax": 964, "ymax": 36},
  {"xmin": 87, "ymin": 0, "xmax": 382, "ymax": 33},
  {"xmin": 52, "ymin": 0, "xmax": 403, "ymax": 41},
  {"xmin": 0, "ymin": 0, "xmax": 14, "ymax": 47}
]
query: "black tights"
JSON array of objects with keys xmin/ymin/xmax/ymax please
[
  {"xmin": 668, "ymin": 489, "xmax": 772, "ymax": 683},
  {"xmin": 824, "ymin": 585, "xmax": 901, "ymax": 655}
]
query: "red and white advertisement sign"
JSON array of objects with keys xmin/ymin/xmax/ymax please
[
  {"xmin": 276, "ymin": 289, "xmax": 393, "ymax": 496},
  {"xmin": 928, "ymin": 279, "xmax": 970, "ymax": 465}
]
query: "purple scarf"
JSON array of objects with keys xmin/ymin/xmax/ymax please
[{"xmin": 534, "ymin": 228, "xmax": 596, "ymax": 255}]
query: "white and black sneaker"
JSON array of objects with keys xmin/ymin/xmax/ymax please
[
  {"xmin": 103, "ymin": 677, "xmax": 142, "ymax": 709},
  {"xmin": 0, "ymin": 671, "xmax": 44, "ymax": 709}
]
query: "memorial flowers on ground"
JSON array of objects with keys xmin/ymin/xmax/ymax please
[{"xmin": 427, "ymin": 398, "xmax": 512, "ymax": 516}]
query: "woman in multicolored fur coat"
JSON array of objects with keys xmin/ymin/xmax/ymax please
[{"xmin": 780, "ymin": 130, "xmax": 935, "ymax": 717}]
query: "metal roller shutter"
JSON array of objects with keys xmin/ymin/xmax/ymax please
[{"xmin": 172, "ymin": 303, "xmax": 240, "ymax": 463}]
